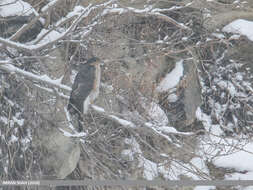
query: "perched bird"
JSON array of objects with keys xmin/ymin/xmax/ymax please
[{"xmin": 68, "ymin": 57, "xmax": 101, "ymax": 115}]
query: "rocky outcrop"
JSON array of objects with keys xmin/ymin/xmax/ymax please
[{"xmin": 34, "ymin": 126, "xmax": 80, "ymax": 179}]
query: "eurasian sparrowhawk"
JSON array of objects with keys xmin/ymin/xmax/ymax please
[{"xmin": 68, "ymin": 57, "xmax": 101, "ymax": 115}]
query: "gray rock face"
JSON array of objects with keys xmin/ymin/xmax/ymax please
[
  {"xmin": 158, "ymin": 59, "xmax": 202, "ymax": 132},
  {"xmin": 34, "ymin": 126, "xmax": 80, "ymax": 179},
  {"xmin": 182, "ymin": 59, "xmax": 202, "ymax": 127}
]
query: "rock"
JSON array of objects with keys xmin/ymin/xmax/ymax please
[
  {"xmin": 158, "ymin": 59, "xmax": 202, "ymax": 132},
  {"xmin": 182, "ymin": 59, "xmax": 202, "ymax": 126},
  {"xmin": 34, "ymin": 126, "xmax": 80, "ymax": 179}
]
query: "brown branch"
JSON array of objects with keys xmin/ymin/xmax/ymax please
[
  {"xmin": 9, "ymin": 0, "xmax": 62, "ymax": 41},
  {"xmin": 0, "ymin": 63, "xmax": 71, "ymax": 92}
]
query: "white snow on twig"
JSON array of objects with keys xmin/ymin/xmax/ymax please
[
  {"xmin": 109, "ymin": 115, "xmax": 135, "ymax": 128},
  {"xmin": 102, "ymin": 6, "xmax": 189, "ymax": 30},
  {"xmin": 222, "ymin": 19, "xmax": 253, "ymax": 41},
  {"xmin": 157, "ymin": 126, "xmax": 193, "ymax": 135},
  {"xmin": 140, "ymin": 157, "xmax": 158, "ymax": 180},
  {"xmin": 145, "ymin": 122, "xmax": 193, "ymax": 136},
  {"xmin": 148, "ymin": 102, "xmax": 168, "ymax": 125},
  {"xmin": 0, "ymin": 116, "xmax": 8, "ymax": 125},
  {"xmin": 64, "ymin": 107, "xmax": 76, "ymax": 132},
  {"xmin": 9, "ymin": 134, "xmax": 18, "ymax": 143},
  {"xmin": 34, "ymin": 84, "xmax": 69, "ymax": 99},
  {"xmin": 0, "ymin": 64, "xmax": 71, "ymax": 91},
  {"xmin": 167, "ymin": 93, "xmax": 178, "ymax": 102},
  {"xmin": 91, "ymin": 105, "xmax": 105, "ymax": 113},
  {"xmin": 41, "ymin": 0, "xmax": 59, "ymax": 12},
  {"xmin": 33, "ymin": 29, "xmax": 62, "ymax": 45},
  {"xmin": 92, "ymin": 105, "xmax": 135, "ymax": 128},
  {"xmin": 156, "ymin": 59, "xmax": 184, "ymax": 92},
  {"xmin": 0, "ymin": 3, "xmax": 101, "ymax": 51},
  {"xmin": 140, "ymin": 97, "xmax": 168, "ymax": 126},
  {"xmin": 0, "ymin": 0, "xmax": 35, "ymax": 17},
  {"xmin": 58, "ymin": 127, "xmax": 86, "ymax": 138},
  {"xmin": 13, "ymin": 116, "xmax": 24, "ymax": 126}
]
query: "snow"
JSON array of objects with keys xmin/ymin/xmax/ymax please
[
  {"xmin": 196, "ymin": 107, "xmax": 253, "ymax": 183},
  {"xmin": 244, "ymin": 186, "xmax": 253, "ymax": 190},
  {"xmin": 20, "ymin": 136, "xmax": 31, "ymax": 151},
  {"xmin": 9, "ymin": 134, "xmax": 18, "ymax": 143},
  {"xmin": 58, "ymin": 128, "xmax": 86, "ymax": 138},
  {"xmin": 102, "ymin": 8, "xmax": 126, "ymax": 15},
  {"xmin": 190, "ymin": 157, "xmax": 210, "ymax": 178},
  {"xmin": 0, "ymin": 116, "xmax": 8, "ymax": 125},
  {"xmin": 33, "ymin": 29, "xmax": 62, "ymax": 45},
  {"xmin": 216, "ymin": 80, "xmax": 237, "ymax": 97},
  {"xmin": 41, "ymin": 0, "xmax": 59, "ymax": 12},
  {"xmin": 140, "ymin": 99, "xmax": 168, "ymax": 125},
  {"xmin": 140, "ymin": 158, "xmax": 158, "ymax": 180},
  {"xmin": 214, "ymin": 142, "xmax": 253, "ymax": 172},
  {"xmin": 158, "ymin": 126, "xmax": 188, "ymax": 134},
  {"xmin": 125, "ymin": 138, "xmax": 142, "ymax": 154},
  {"xmin": 35, "ymin": 84, "xmax": 69, "ymax": 99},
  {"xmin": 196, "ymin": 107, "xmax": 212, "ymax": 131},
  {"xmin": 212, "ymin": 33, "xmax": 225, "ymax": 39},
  {"xmin": 167, "ymin": 93, "xmax": 178, "ymax": 102},
  {"xmin": 13, "ymin": 116, "xmax": 24, "ymax": 126},
  {"xmin": 122, "ymin": 138, "xmax": 140, "ymax": 161},
  {"xmin": 148, "ymin": 102, "xmax": 168, "ymax": 125},
  {"xmin": 127, "ymin": 6, "xmax": 152, "ymax": 13},
  {"xmin": 0, "ymin": 0, "xmax": 35, "ymax": 17},
  {"xmin": 222, "ymin": 19, "xmax": 253, "ymax": 41},
  {"xmin": 0, "ymin": 64, "xmax": 72, "ymax": 91},
  {"xmin": 124, "ymin": 138, "xmax": 158, "ymax": 180},
  {"xmin": 102, "ymin": 5, "xmax": 189, "ymax": 30},
  {"xmin": 70, "ymin": 70, "xmax": 78, "ymax": 84},
  {"xmin": 194, "ymin": 186, "xmax": 216, "ymax": 190},
  {"xmin": 156, "ymin": 60, "xmax": 184, "ymax": 92},
  {"xmin": 64, "ymin": 107, "xmax": 76, "ymax": 131},
  {"xmin": 3, "ymin": 96, "xmax": 14, "ymax": 106},
  {"xmin": 109, "ymin": 115, "xmax": 135, "ymax": 128},
  {"xmin": 225, "ymin": 171, "xmax": 253, "ymax": 180},
  {"xmin": 91, "ymin": 105, "xmax": 105, "ymax": 113},
  {"xmin": 229, "ymin": 34, "xmax": 241, "ymax": 40},
  {"xmin": 121, "ymin": 149, "xmax": 134, "ymax": 161},
  {"xmin": 158, "ymin": 157, "xmax": 210, "ymax": 180}
]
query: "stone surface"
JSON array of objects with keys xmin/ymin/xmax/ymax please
[
  {"xmin": 34, "ymin": 126, "xmax": 80, "ymax": 179},
  {"xmin": 182, "ymin": 59, "xmax": 202, "ymax": 126}
]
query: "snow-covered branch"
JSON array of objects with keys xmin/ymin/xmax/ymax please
[
  {"xmin": 102, "ymin": 6, "xmax": 190, "ymax": 30},
  {"xmin": 9, "ymin": 0, "xmax": 61, "ymax": 41},
  {"xmin": 0, "ymin": 2, "xmax": 114, "ymax": 52},
  {"xmin": 0, "ymin": 63, "xmax": 71, "ymax": 92}
]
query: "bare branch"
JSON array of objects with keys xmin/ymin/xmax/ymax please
[
  {"xmin": 102, "ymin": 6, "xmax": 190, "ymax": 30},
  {"xmin": 9, "ymin": 0, "xmax": 62, "ymax": 41},
  {"xmin": 0, "ymin": 63, "xmax": 71, "ymax": 92}
]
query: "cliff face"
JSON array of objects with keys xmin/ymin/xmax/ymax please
[{"xmin": 1, "ymin": 0, "xmax": 253, "ymax": 189}]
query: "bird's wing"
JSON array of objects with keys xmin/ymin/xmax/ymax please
[{"xmin": 68, "ymin": 65, "xmax": 96, "ymax": 113}]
